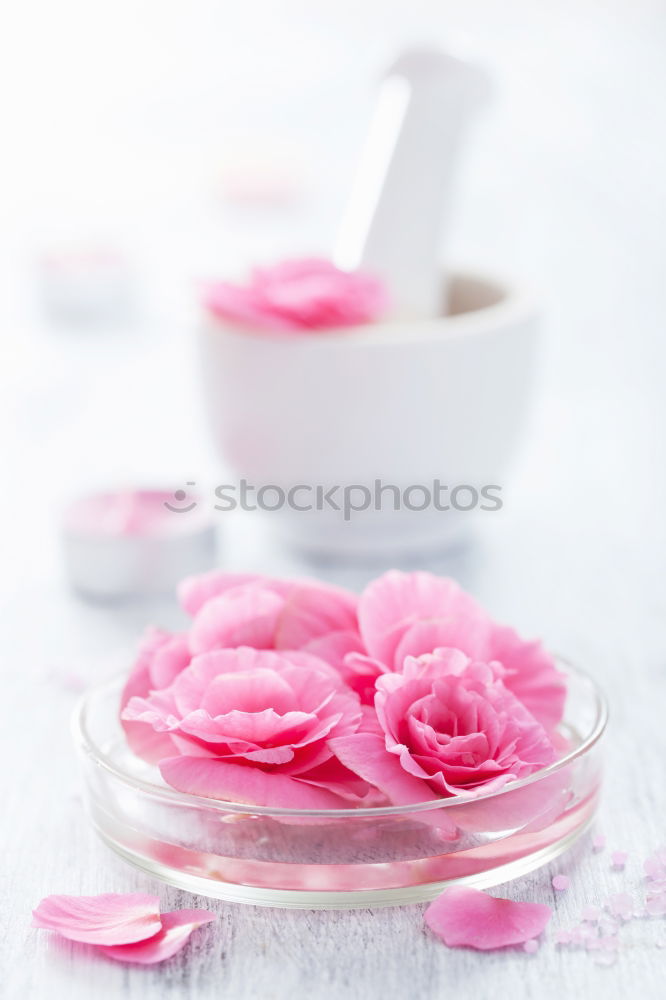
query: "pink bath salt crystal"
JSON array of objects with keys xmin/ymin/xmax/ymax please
[
  {"xmin": 608, "ymin": 893, "xmax": 633, "ymax": 919},
  {"xmin": 554, "ymin": 930, "xmax": 572, "ymax": 945},
  {"xmin": 592, "ymin": 834, "xmax": 606, "ymax": 851},
  {"xmin": 523, "ymin": 939, "xmax": 539, "ymax": 954},
  {"xmin": 585, "ymin": 936, "xmax": 601, "ymax": 951},
  {"xmin": 645, "ymin": 895, "xmax": 666, "ymax": 917},
  {"xmin": 611, "ymin": 851, "xmax": 628, "ymax": 868},
  {"xmin": 552, "ymin": 875, "xmax": 570, "ymax": 891},
  {"xmin": 571, "ymin": 925, "xmax": 589, "ymax": 945},
  {"xmin": 582, "ymin": 905, "xmax": 601, "ymax": 922},
  {"xmin": 644, "ymin": 851, "xmax": 666, "ymax": 879},
  {"xmin": 424, "ymin": 887, "xmax": 552, "ymax": 951}
]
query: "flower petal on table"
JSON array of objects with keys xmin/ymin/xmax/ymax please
[
  {"xmin": 32, "ymin": 893, "xmax": 162, "ymax": 945},
  {"xmin": 159, "ymin": 755, "xmax": 350, "ymax": 809},
  {"xmin": 98, "ymin": 910, "xmax": 216, "ymax": 964},
  {"xmin": 425, "ymin": 886, "xmax": 552, "ymax": 950}
]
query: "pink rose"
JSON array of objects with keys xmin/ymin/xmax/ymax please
[
  {"xmin": 331, "ymin": 649, "xmax": 557, "ymax": 805},
  {"xmin": 342, "ymin": 571, "xmax": 565, "ymax": 730},
  {"xmin": 122, "ymin": 647, "xmax": 368, "ymax": 809},
  {"xmin": 203, "ymin": 257, "xmax": 387, "ymax": 333}
]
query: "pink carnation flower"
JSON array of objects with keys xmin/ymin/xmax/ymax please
[
  {"xmin": 343, "ymin": 571, "xmax": 566, "ymax": 730},
  {"xmin": 120, "ymin": 573, "xmax": 364, "ymax": 763},
  {"xmin": 331, "ymin": 649, "xmax": 557, "ymax": 805},
  {"xmin": 204, "ymin": 257, "xmax": 387, "ymax": 333},
  {"xmin": 122, "ymin": 647, "xmax": 368, "ymax": 809}
]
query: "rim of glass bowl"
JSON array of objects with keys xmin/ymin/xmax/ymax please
[{"xmin": 72, "ymin": 658, "xmax": 607, "ymax": 819}]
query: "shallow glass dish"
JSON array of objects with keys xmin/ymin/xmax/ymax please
[{"xmin": 73, "ymin": 662, "xmax": 607, "ymax": 910}]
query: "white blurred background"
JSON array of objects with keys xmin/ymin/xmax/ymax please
[{"xmin": 1, "ymin": 0, "xmax": 665, "ymax": 624}]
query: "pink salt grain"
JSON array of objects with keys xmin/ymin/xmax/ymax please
[
  {"xmin": 523, "ymin": 939, "xmax": 539, "ymax": 954},
  {"xmin": 645, "ymin": 896, "xmax": 666, "ymax": 917},
  {"xmin": 611, "ymin": 851, "xmax": 628, "ymax": 869},
  {"xmin": 608, "ymin": 893, "xmax": 633, "ymax": 919},
  {"xmin": 592, "ymin": 834, "xmax": 606, "ymax": 851},
  {"xmin": 552, "ymin": 875, "xmax": 570, "ymax": 891},
  {"xmin": 554, "ymin": 930, "xmax": 572, "ymax": 945},
  {"xmin": 582, "ymin": 905, "xmax": 601, "ymax": 922}
]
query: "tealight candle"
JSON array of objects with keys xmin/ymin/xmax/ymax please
[
  {"xmin": 62, "ymin": 489, "xmax": 217, "ymax": 599},
  {"xmin": 38, "ymin": 245, "xmax": 135, "ymax": 326}
]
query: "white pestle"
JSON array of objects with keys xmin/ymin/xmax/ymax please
[{"xmin": 334, "ymin": 47, "xmax": 491, "ymax": 319}]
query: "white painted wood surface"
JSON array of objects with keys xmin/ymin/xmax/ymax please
[{"xmin": 1, "ymin": 2, "xmax": 665, "ymax": 997}]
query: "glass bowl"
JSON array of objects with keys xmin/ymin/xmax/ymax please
[{"xmin": 72, "ymin": 661, "xmax": 606, "ymax": 909}]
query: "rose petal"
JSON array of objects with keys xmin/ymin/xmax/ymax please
[
  {"xmin": 98, "ymin": 910, "xmax": 216, "ymax": 964},
  {"xmin": 189, "ymin": 587, "xmax": 286, "ymax": 654},
  {"xmin": 301, "ymin": 631, "xmax": 365, "ymax": 673},
  {"xmin": 330, "ymin": 733, "xmax": 429, "ymax": 804},
  {"xmin": 487, "ymin": 626, "xmax": 566, "ymax": 732},
  {"xmin": 425, "ymin": 887, "xmax": 552, "ymax": 950},
  {"xmin": 329, "ymin": 733, "xmax": 458, "ymax": 837},
  {"xmin": 274, "ymin": 583, "xmax": 358, "ymax": 650},
  {"xmin": 32, "ymin": 893, "xmax": 162, "ymax": 945},
  {"xmin": 178, "ymin": 571, "xmax": 288, "ymax": 616},
  {"xmin": 159, "ymin": 755, "xmax": 351, "ymax": 808},
  {"xmin": 120, "ymin": 630, "xmax": 181, "ymax": 764},
  {"xmin": 358, "ymin": 572, "xmax": 481, "ymax": 665}
]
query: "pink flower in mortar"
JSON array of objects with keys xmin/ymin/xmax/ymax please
[
  {"xmin": 331, "ymin": 649, "xmax": 557, "ymax": 805},
  {"xmin": 204, "ymin": 257, "xmax": 387, "ymax": 333},
  {"xmin": 344, "ymin": 571, "xmax": 566, "ymax": 729},
  {"xmin": 122, "ymin": 647, "xmax": 369, "ymax": 808}
]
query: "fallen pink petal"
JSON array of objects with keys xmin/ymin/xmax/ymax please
[
  {"xmin": 98, "ymin": 909, "xmax": 217, "ymax": 964},
  {"xmin": 32, "ymin": 893, "xmax": 162, "ymax": 945},
  {"xmin": 424, "ymin": 886, "xmax": 551, "ymax": 950},
  {"xmin": 204, "ymin": 258, "xmax": 388, "ymax": 333}
]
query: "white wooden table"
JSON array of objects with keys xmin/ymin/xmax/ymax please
[{"xmin": 1, "ymin": 2, "xmax": 665, "ymax": 997}]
